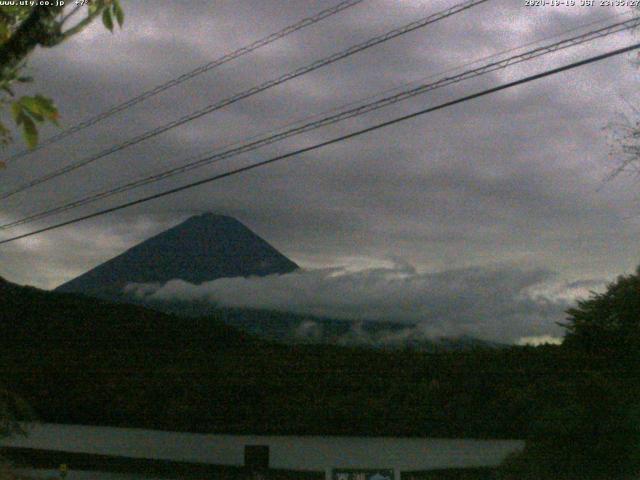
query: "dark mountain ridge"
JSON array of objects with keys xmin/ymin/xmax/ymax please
[{"xmin": 55, "ymin": 213, "xmax": 298, "ymax": 301}]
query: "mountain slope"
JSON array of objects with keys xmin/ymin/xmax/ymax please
[
  {"xmin": 0, "ymin": 275, "xmax": 252, "ymax": 352},
  {"xmin": 55, "ymin": 213, "xmax": 298, "ymax": 300}
]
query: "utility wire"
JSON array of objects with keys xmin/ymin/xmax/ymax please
[
  {"xmin": 1, "ymin": 0, "xmax": 366, "ymax": 165},
  {"xmin": 1, "ymin": 41, "xmax": 638, "ymax": 246},
  {"xmin": 0, "ymin": 0, "xmax": 490, "ymax": 201},
  {"xmin": 3, "ymin": 16, "xmax": 638, "ymax": 230}
]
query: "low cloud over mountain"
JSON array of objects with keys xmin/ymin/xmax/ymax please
[{"xmin": 127, "ymin": 263, "xmax": 602, "ymax": 344}]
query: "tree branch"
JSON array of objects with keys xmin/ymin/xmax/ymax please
[
  {"xmin": 0, "ymin": 6, "xmax": 65, "ymax": 74},
  {"xmin": 58, "ymin": 7, "xmax": 105, "ymax": 43},
  {"xmin": 60, "ymin": 4, "xmax": 82, "ymax": 26}
]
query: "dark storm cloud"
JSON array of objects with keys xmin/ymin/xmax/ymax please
[{"xmin": 0, "ymin": 0, "xmax": 638, "ymax": 341}]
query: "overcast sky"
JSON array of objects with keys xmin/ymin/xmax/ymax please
[{"xmin": 1, "ymin": 0, "xmax": 639, "ymax": 343}]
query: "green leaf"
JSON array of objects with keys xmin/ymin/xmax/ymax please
[
  {"xmin": 21, "ymin": 115, "xmax": 37, "ymax": 149},
  {"xmin": 0, "ymin": 120, "xmax": 11, "ymax": 150},
  {"xmin": 113, "ymin": 0, "xmax": 124, "ymax": 27},
  {"xmin": 21, "ymin": 95, "xmax": 59, "ymax": 124},
  {"xmin": 34, "ymin": 94, "xmax": 56, "ymax": 111},
  {"xmin": 88, "ymin": 1, "xmax": 103, "ymax": 15},
  {"xmin": 0, "ymin": 23, "xmax": 8, "ymax": 42},
  {"xmin": 17, "ymin": 76, "xmax": 32, "ymax": 83},
  {"xmin": 20, "ymin": 97, "xmax": 43, "ymax": 115},
  {"xmin": 11, "ymin": 102, "xmax": 22, "ymax": 124},
  {"xmin": 27, "ymin": 110, "xmax": 43, "ymax": 122},
  {"xmin": 102, "ymin": 8, "xmax": 113, "ymax": 32}
]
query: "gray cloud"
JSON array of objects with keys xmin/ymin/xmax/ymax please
[{"xmin": 127, "ymin": 263, "xmax": 577, "ymax": 343}]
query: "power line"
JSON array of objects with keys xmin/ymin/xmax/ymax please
[
  {"xmin": 1, "ymin": 0, "xmax": 366, "ymax": 165},
  {"xmin": 4, "ymin": 15, "xmax": 635, "ymax": 228},
  {"xmin": 1, "ymin": 41, "xmax": 637, "ymax": 246},
  {"xmin": 4, "ymin": 16, "xmax": 638, "ymax": 230},
  {"xmin": 0, "ymin": 0, "xmax": 490, "ymax": 201}
]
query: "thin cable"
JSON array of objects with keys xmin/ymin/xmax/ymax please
[
  {"xmin": 2, "ymin": 0, "xmax": 366, "ymax": 164},
  {"xmin": 4, "ymin": 16, "xmax": 638, "ymax": 230},
  {"xmin": 1, "ymin": 41, "xmax": 637, "ymax": 245},
  {"xmin": 0, "ymin": 0, "xmax": 490, "ymax": 201}
]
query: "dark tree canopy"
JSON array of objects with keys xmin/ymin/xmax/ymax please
[
  {"xmin": 500, "ymin": 265, "xmax": 640, "ymax": 480},
  {"xmin": 562, "ymin": 265, "xmax": 640, "ymax": 359}
]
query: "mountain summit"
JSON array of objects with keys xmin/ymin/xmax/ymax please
[{"xmin": 55, "ymin": 213, "xmax": 298, "ymax": 299}]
